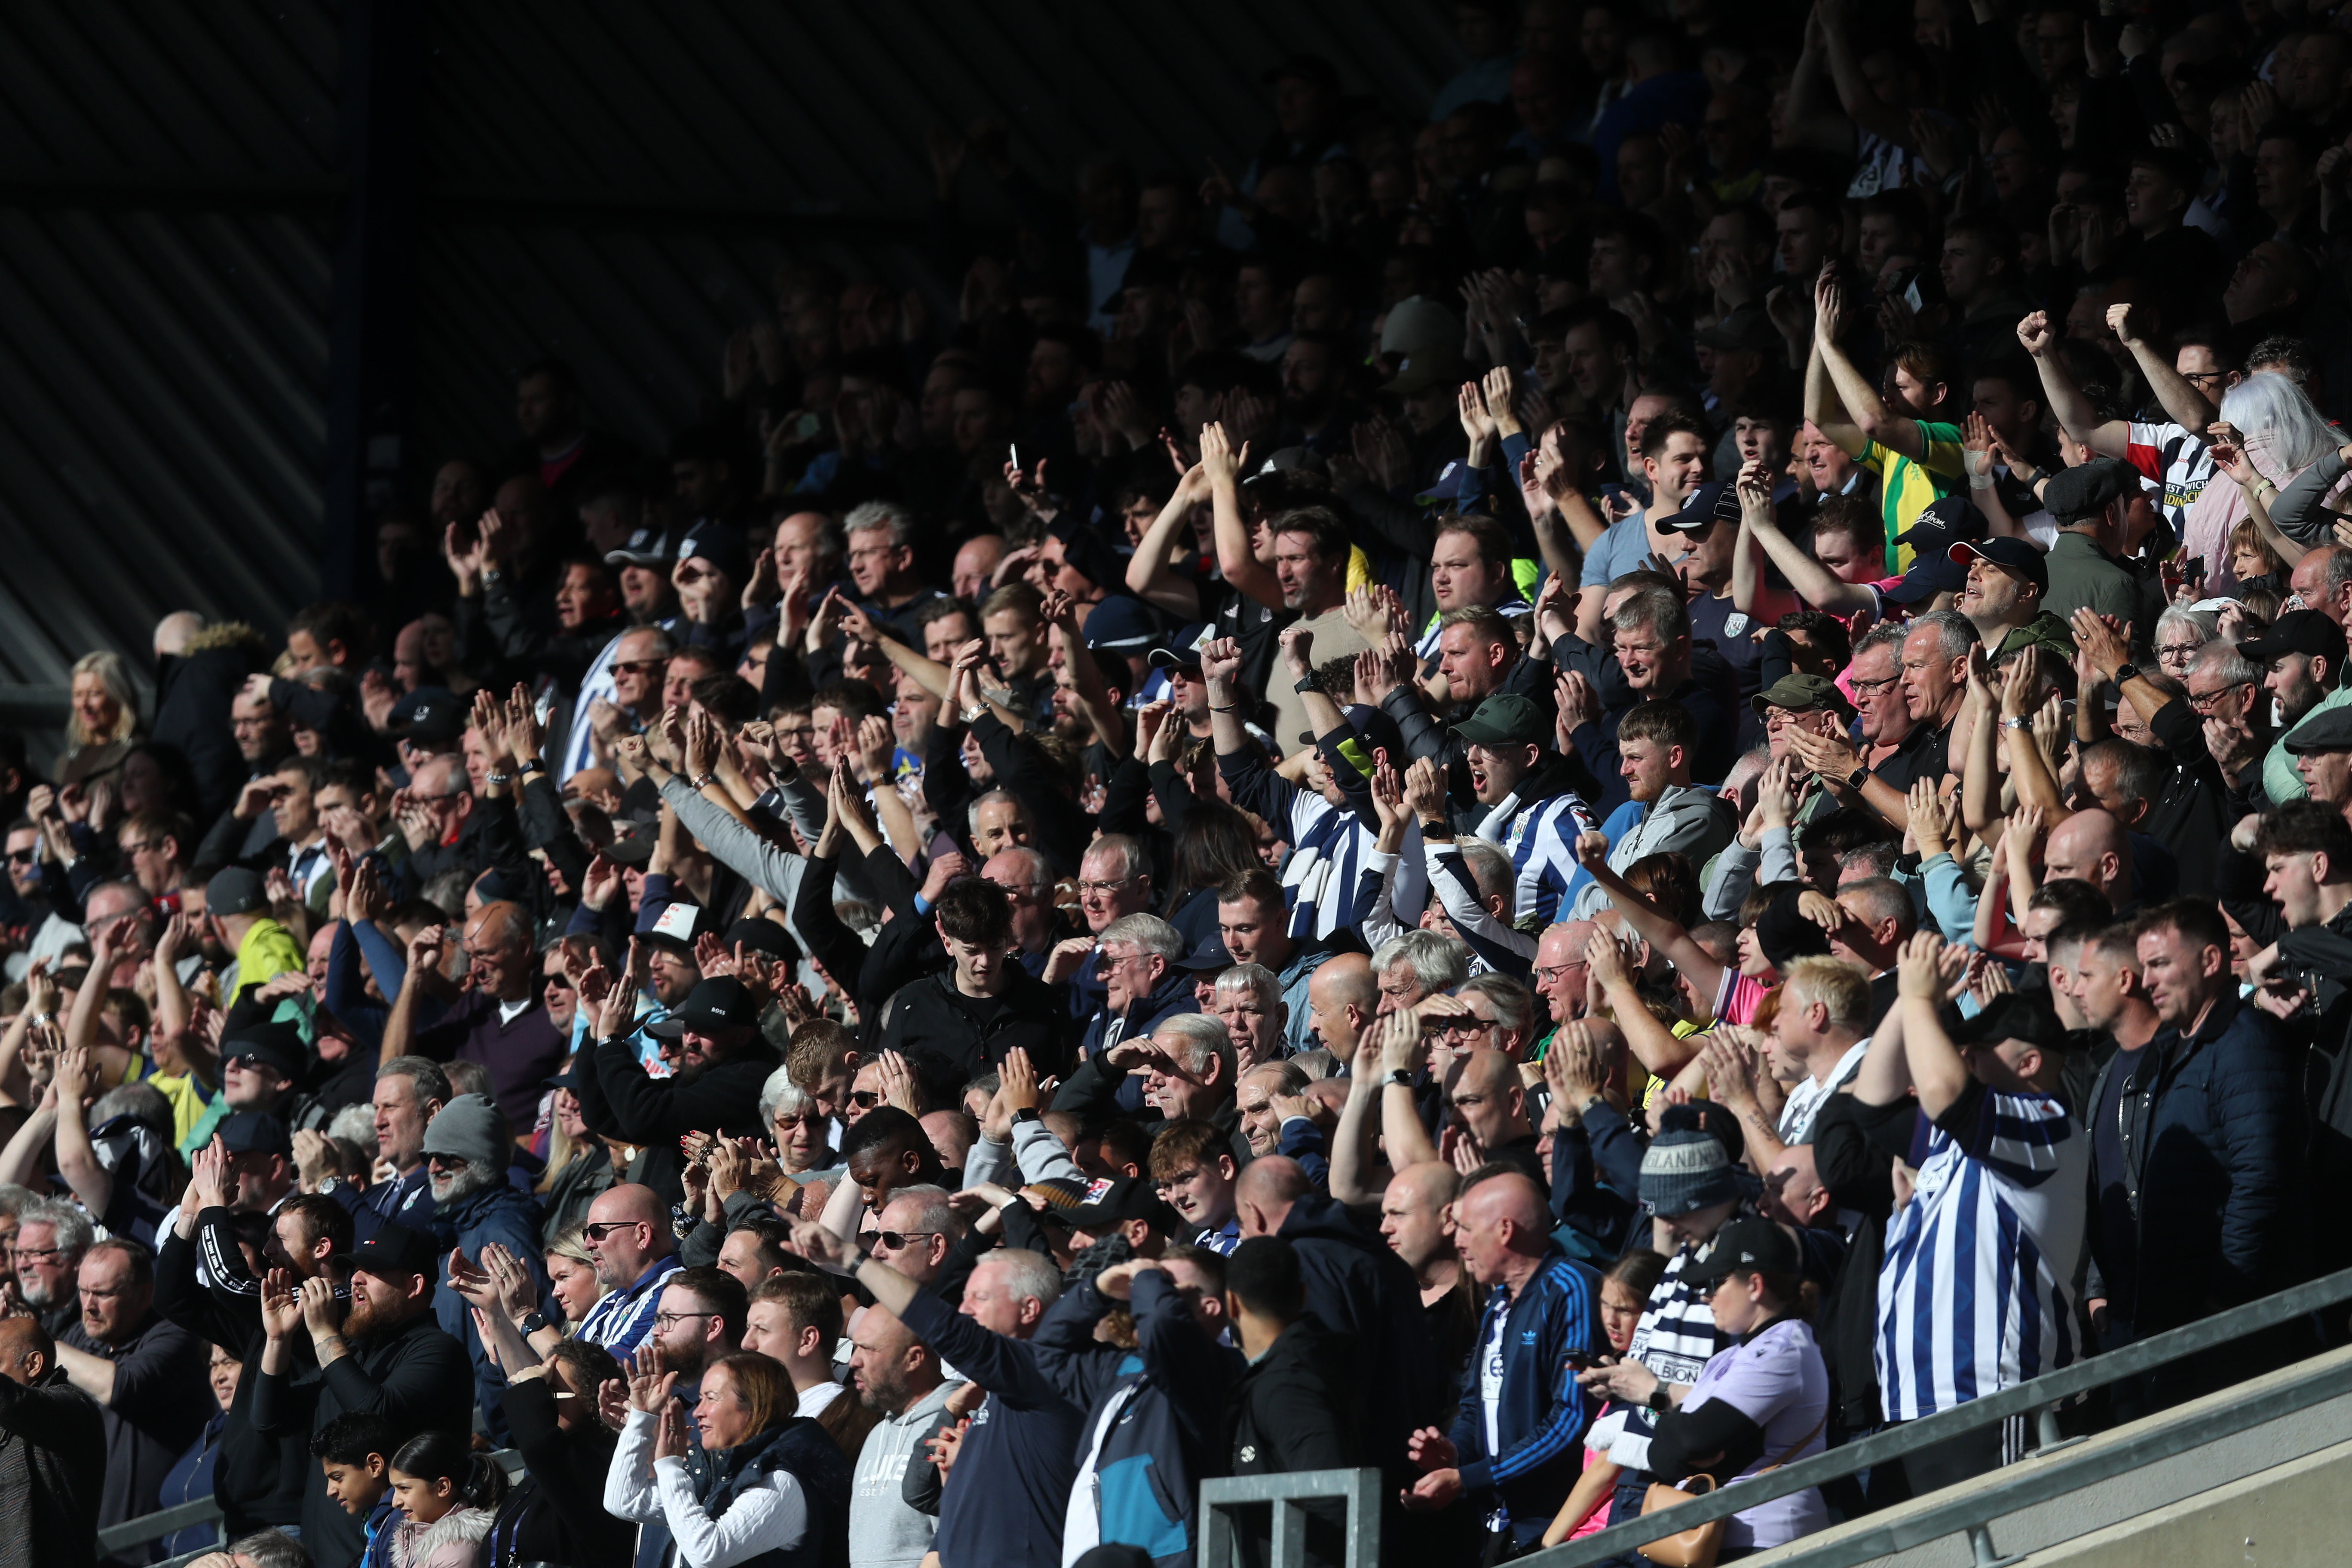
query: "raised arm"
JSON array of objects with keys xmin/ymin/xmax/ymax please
[
  {"xmin": 1739, "ymin": 465, "xmax": 1870, "ymax": 616},
  {"xmin": 1568, "ymin": 831, "xmax": 1728, "ymax": 1003},
  {"xmin": 1802, "ymin": 332, "xmax": 1865, "ymax": 459},
  {"xmin": 1893, "ymin": 932, "xmax": 1972, "ymax": 1118},
  {"xmin": 1204, "ymin": 423, "xmax": 1282, "ymax": 611},
  {"xmin": 1126, "ymin": 457, "xmax": 1213, "ymax": 619},
  {"xmin": 2019, "ymin": 310, "xmax": 2127, "ymax": 456},
  {"xmin": 2110, "ymin": 302, "xmax": 2219, "ymax": 436},
  {"xmin": 1815, "ymin": 272, "xmax": 1920, "ymax": 460}
]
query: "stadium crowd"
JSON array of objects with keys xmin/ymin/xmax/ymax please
[{"xmin": 11, "ymin": 1, "xmax": 2352, "ymax": 1565}]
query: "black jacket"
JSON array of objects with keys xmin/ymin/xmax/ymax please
[
  {"xmin": 149, "ymin": 634, "xmax": 267, "ymax": 822},
  {"xmin": 1275, "ymin": 1197, "xmax": 1444, "ymax": 1484},
  {"xmin": 0, "ymin": 1366, "xmax": 105, "ymax": 1568},
  {"xmin": 876, "ymin": 967, "xmax": 1072, "ymax": 1086},
  {"xmin": 2083, "ymin": 989, "xmax": 2298, "ymax": 1335},
  {"xmin": 1809, "ymin": 1092, "xmax": 1897, "ymax": 1431},
  {"xmin": 487, "ymin": 1374, "xmax": 633, "ymax": 1568},
  {"xmin": 248, "ymin": 1308, "xmax": 474, "ymax": 1568},
  {"xmin": 575, "ymin": 1030, "xmax": 779, "ymax": 1210},
  {"xmin": 153, "ymin": 1211, "xmax": 309, "ymax": 1534},
  {"xmin": 1222, "ymin": 1317, "xmax": 1363, "ymax": 1568}
]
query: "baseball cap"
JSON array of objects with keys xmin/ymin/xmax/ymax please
[
  {"xmin": 1148, "ymin": 624, "xmax": 1213, "ymax": 672},
  {"xmin": 1682, "ymin": 1214, "xmax": 1804, "ymax": 1286},
  {"xmin": 1381, "ymin": 342, "xmax": 1470, "ymax": 396},
  {"xmin": 1453, "ymin": 693, "xmax": 1551, "ymax": 747},
  {"xmin": 215, "ymin": 1110, "xmax": 294, "ymax": 1159},
  {"xmin": 1950, "ymin": 536, "xmax": 2049, "ymax": 591},
  {"xmin": 387, "ymin": 687, "xmax": 465, "ymax": 748},
  {"xmin": 220, "ymin": 1020, "xmax": 308, "ymax": 1082},
  {"xmin": 344, "ymin": 1222, "xmax": 442, "ymax": 1282},
  {"xmin": 1246, "ymin": 447, "xmax": 1329, "ymax": 487},
  {"xmin": 1879, "ymin": 551, "xmax": 1968, "ymax": 605},
  {"xmin": 604, "ymin": 527, "xmax": 674, "ymax": 569},
  {"xmin": 635, "ymin": 900, "xmax": 707, "ymax": 947},
  {"xmin": 1750, "ymin": 672, "xmax": 1855, "ymax": 720},
  {"xmin": 1175, "ymin": 936, "xmax": 1234, "ymax": 973},
  {"xmin": 723, "ymin": 917, "xmax": 800, "ymax": 965},
  {"xmin": 1660, "ymin": 481, "xmax": 1740, "ymax": 534},
  {"xmin": 1894, "ymin": 493, "xmax": 1988, "ymax": 551},
  {"xmin": 1083, "ymin": 596, "xmax": 1159, "ymax": 657},
  {"xmin": 646, "ymin": 975, "xmax": 762, "ymax": 1037},
  {"xmin": 1379, "ymin": 296, "xmax": 1463, "ymax": 357},
  {"xmin": 2238, "ymin": 608, "xmax": 2347, "ymax": 668},
  {"xmin": 1065, "ymin": 1175, "xmax": 1181, "ymax": 1235},
  {"xmin": 676, "ymin": 522, "xmax": 751, "ymax": 586},
  {"xmin": 2042, "ymin": 456, "xmax": 2137, "ymax": 526},
  {"xmin": 205, "ymin": 866, "xmax": 268, "ymax": 919}
]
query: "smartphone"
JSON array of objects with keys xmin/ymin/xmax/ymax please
[
  {"xmin": 1009, "ymin": 441, "xmax": 1021, "ymax": 471},
  {"xmin": 1903, "ymin": 276, "xmax": 1926, "ymax": 314},
  {"xmin": 1563, "ymin": 1349, "xmax": 1603, "ymax": 1372},
  {"xmin": 2185, "ymin": 557, "xmax": 2208, "ymax": 586}
]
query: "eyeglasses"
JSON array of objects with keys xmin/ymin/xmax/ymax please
[
  {"xmin": 1076, "ymin": 875, "xmax": 1139, "ymax": 896},
  {"xmin": 10, "ymin": 1246, "xmax": 63, "ymax": 1263},
  {"xmin": 581, "ymin": 1221, "xmax": 642, "ymax": 1240},
  {"xmin": 652, "ymin": 1310, "xmax": 716, "ymax": 1330},
  {"xmin": 2155, "ymin": 641, "xmax": 2203, "ymax": 664},
  {"xmin": 2188, "ymin": 681, "xmax": 2251, "ymax": 714},
  {"xmin": 611, "ymin": 659, "xmax": 666, "ymax": 676},
  {"xmin": 2182, "ymin": 370, "xmax": 2228, "ymax": 387},
  {"xmin": 1849, "ymin": 674, "xmax": 1900, "ymax": 696},
  {"xmin": 848, "ymin": 1090, "xmax": 883, "ymax": 1109},
  {"xmin": 872, "ymin": 1231, "xmax": 940, "ymax": 1251},
  {"xmin": 426, "ymin": 1154, "xmax": 469, "ymax": 1170},
  {"xmin": 1531, "ymin": 962, "xmax": 1584, "ymax": 985}
]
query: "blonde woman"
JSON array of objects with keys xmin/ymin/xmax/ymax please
[{"xmin": 56, "ymin": 650, "xmax": 140, "ymax": 787}]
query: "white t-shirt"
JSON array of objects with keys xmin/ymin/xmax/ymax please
[{"xmin": 1481, "ymin": 1296, "xmax": 1513, "ymax": 1454}]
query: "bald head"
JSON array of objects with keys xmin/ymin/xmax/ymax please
[
  {"xmin": 0, "ymin": 1315, "xmax": 52, "ymax": 1385},
  {"xmin": 1445, "ymin": 1047, "xmax": 1532, "ymax": 1147},
  {"xmin": 153, "ymin": 611, "xmax": 205, "ymax": 658},
  {"xmin": 2041, "ymin": 808, "xmax": 2131, "ymax": 906},
  {"xmin": 1460, "ymin": 1170, "xmax": 1547, "ymax": 1230},
  {"xmin": 1307, "ymin": 953, "xmax": 1378, "ymax": 1053},
  {"xmin": 1761, "ymin": 1143, "xmax": 1830, "ymax": 1228},
  {"xmin": 584, "ymin": 1182, "xmax": 673, "ymax": 1286},
  {"xmin": 1235, "ymin": 1155, "xmax": 1312, "ymax": 1237},
  {"xmin": 1389, "ymin": 1160, "xmax": 1461, "ymax": 1214}
]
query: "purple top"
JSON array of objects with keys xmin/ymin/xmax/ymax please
[{"xmin": 1678, "ymin": 1317, "xmax": 1830, "ymax": 1550}]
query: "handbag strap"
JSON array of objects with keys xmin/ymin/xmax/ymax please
[{"xmin": 1753, "ymin": 1407, "xmax": 1829, "ymax": 1478}]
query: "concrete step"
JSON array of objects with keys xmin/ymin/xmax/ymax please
[{"xmin": 1749, "ymin": 1344, "xmax": 2352, "ymax": 1567}]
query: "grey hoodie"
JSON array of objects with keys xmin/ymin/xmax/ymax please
[{"xmin": 851, "ymin": 1378, "xmax": 965, "ymax": 1568}]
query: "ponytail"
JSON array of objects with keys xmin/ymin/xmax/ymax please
[{"xmin": 389, "ymin": 1431, "xmax": 509, "ymax": 1511}]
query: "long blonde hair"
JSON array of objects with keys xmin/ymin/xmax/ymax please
[{"xmin": 67, "ymin": 651, "xmax": 138, "ymax": 747}]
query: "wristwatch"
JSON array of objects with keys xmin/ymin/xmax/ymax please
[
  {"xmin": 1294, "ymin": 677, "xmax": 1320, "ymax": 694},
  {"xmin": 1648, "ymin": 1385, "xmax": 1673, "ymax": 1413},
  {"xmin": 961, "ymin": 703, "xmax": 988, "ymax": 724},
  {"xmin": 315, "ymin": 1176, "xmax": 342, "ymax": 1197},
  {"xmin": 1011, "ymin": 1106, "xmax": 1041, "ymax": 1126},
  {"xmin": 2112, "ymin": 662, "xmax": 2141, "ymax": 686},
  {"xmin": 2000, "ymin": 717, "xmax": 2030, "ymax": 732},
  {"xmin": 1844, "ymin": 765, "xmax": 1871, "ymax": 791},
  {"xmin": 1387, "ymin": 1069, "xmax": 1416, "ymax": 1088},
  {"xmin": 519, "ymin": 1310, "xmax": 549, "ymax": 1335}
]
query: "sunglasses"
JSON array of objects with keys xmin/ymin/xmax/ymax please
[
  {"xmin": 848, "ymin": 1090, "xmax": 883, "ymax": 1109},
  {"xmin": 872, "ymin": 1231, "xmax": 940, "ymax": 1251},
  {"xmin": 5, "ymin": 849, "xmax": 34, "ymax": 865},
  {"xmin": 581, "ymin": 1220, "xmax": 641, "ymax": 1240},
  {"xmin": 612, "ymin": 659, "xmax": 666, "ymax": 676}
]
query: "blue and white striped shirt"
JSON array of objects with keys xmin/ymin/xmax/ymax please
[
  {"xmin": 1482, "ymin": 788, "xmax": 1598, "ymax": 925},
  {"xmin": 577, "ymin": 1255, "xmax": 683, "ymax": 1360},
  {"xmin": 1876, "ymin": 1087, "xmax": 2086, "ymax": 1422}
]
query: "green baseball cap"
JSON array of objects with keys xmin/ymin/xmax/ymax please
[
  {"xmin": 1749, "ymin": 672, "xmax": 1855, "ymax": 720},
  {"xmin": 1453, "ymin": 693, "xmax": 1550, "ymax": 747}
]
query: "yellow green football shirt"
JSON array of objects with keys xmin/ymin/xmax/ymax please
[{"xmin": 1859, "ymin": 419, "xmax": 1965, "ymax": 573}]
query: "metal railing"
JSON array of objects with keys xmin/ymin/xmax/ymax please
[
  {"xmin": 1184, "ymin": 1265, "xmax": 2352, "ymax": 1568},
  {"xmin": 1198, "ymin": 1466, "xmax": 1384, "ymax": 1568},
  {"xmin": 1517, "ymin": 1261, "xmax": 2352, "ymax": 1568},
  {"xmin": 100, "ymin": 1447, "xmax": 529, "ymax": 1567}
]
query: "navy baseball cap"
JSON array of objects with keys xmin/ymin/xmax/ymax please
[
  {"xmin": 1951, "ymin": 536, "xmax": 2049, "ymax": 591},
  {"xmin": 1083, "ymin": 596, "xmax": 1159, "ymax": 656},
  {"xmin": 1880, "ymin": 551, "xmax": 1968, "ymax": 605},
  {"xmin": 1660, "ymin": 481, "xmax": 1741, "ymax": 533}
]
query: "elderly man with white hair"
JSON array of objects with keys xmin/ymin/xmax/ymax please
[{"xmin": 1053, "ymin": 912, "xmax": 1200, "ymax": 1118}]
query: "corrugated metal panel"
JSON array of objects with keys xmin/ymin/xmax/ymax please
[
  {"xmin": 0, "ymin": 0, "xmax": 338, "ymax": 715},
  {"xmin": 0, "ymin": 0, "xmax": 1464, "ymax": 725},
  {"xmin": 409, "ymin": 0, "xmax": 1463, "ymax": 462}
]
